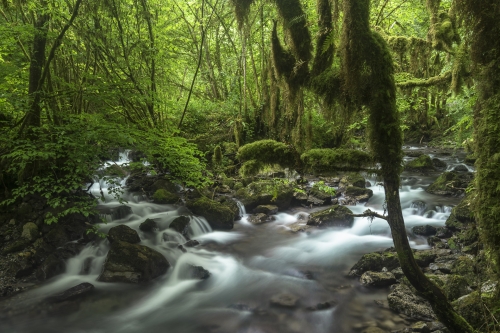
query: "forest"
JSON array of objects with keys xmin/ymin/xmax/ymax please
[{"xmin": 0, "ymin": 0, "xmax": 499, "ymax": 332}]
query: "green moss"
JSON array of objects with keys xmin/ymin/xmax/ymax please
[
  {"xmin": 426, "ymin": 171, "xmax": 472, "ymax": 196},
  {"xmin": 233, "ymin": 182, "xmax": 244, "ymax": 191},
  {"xmin": 301, "ymin": 149, "xmax": 374, "ymax": 173},
  {"xmin": 186, "ymin": 196, "xmax": 234, "ymax": 230},
  {"xmin": 212, "ymin": 146, "xmax": 222, "ymax": 165},
  {"xmin": 152, "ymin": 189, "xmax": 178, "ymax": 204},
  {"xmin": 235, "ymin": 179, "xmax": 295, "ymax": 211},
  {"xmin": 443, "ymin": 275, "xmax": 470, "ymax": 301},
  {"xmin": 237, "ymin": 140, "xmax": 296, "ymax": 177},
  {"xmin": 404, "ymin": 155, "xmax": 435, "ymax": 172},
  {"xmin": 229, "ymin": 0, "xmax": 255, "ymax": 28},
  {"xmin": 307, "ymin": 205, "xmax": 354, "ymax": 228}
]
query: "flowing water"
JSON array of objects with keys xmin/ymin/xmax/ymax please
[{"xmin": 0, "ymin": 148, "xmax": 471, "ymax": 333}]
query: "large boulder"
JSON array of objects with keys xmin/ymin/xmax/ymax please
[
  {"xmin": 348, "ymin": 251, "xmax": 400, "ymax": 277},
  {"xmin": 404, "ymin": 155, "xmax": 435, "ymax": 173},
  {"xmin": 307, "ymin": 205, "xmax": 354, "ymax": 228},
  {"xmin": 339, "ymin": 173, "xmax": 366, "ymax": 189},
  {"xmin": 307, "ymin": 187, "xmax": 332, "ymax": 206},
  {"xmin": 218, "ymin": 197, "xmax": 241, "ymax": 221},
  {"xmin": 107, "ymin": 225, "xmax": 141, "ymax": 244},
  {"xmin": 110, "ymin": 205, "xmax": 133, "ymax": 220},
  {"xmin": 139, "ymin": 219, "xmax": 158, "ymax": 232},
  {"xmin": 387, "ymin": 284, "xmax": 436, "ymax": 320},
  {"xmin": 186, "ymin": 196, "xmax": 234, "ymax": 230},
  {"xmin": 426, "ymin": 171, "xmax": 473, "ymax": 197},
  {"xmin": 98, "ymin": 241, "xmax": 169, "ymax": 283},
  {"xmin": 344, "ymin": 186, "xmax": 373, "ymax": 202},
  {"xmin": 152, "ymin": 189, "xmax": 179, "ymax": 204},
  {"xmin": 235, "ymin": 180, "xmax": 294, "ymax": 211}
]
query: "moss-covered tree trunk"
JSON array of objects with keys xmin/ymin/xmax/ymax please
[
  {"xmin": 457, "ymin": 0, "xmax": 500, "ymax": 276},
  {"xmin": 341, "ymin": 0, "xmax": 473, "ymax": 331}
]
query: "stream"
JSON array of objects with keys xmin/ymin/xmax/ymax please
[{"xmin": 0, "ymin": 148, "xmax": 471, "ymax": 333}]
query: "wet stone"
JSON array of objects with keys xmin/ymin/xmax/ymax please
[
  {"xmin": 360, "ymin": 271, "xmax": 397, "ymax": 288},
  {"xmin": 183, "ymin": 239, "xmax": 200, "ymax": 247},
  {"xmin": 46, "ymin": 282, "xmax": 94, "ymax": 303},
  {"xmin": 270, "ymin": 293, "xmax": 299, "ymax": 308},
  {"xmin": 253, "ymin": 205, "xmax": 278, "ymax": 215},
  {"xmin": 139, "ymin": 219, "xmax": 158, "ymax": 232},
  {"xmin": 107, "ymin": 225, "xmax": 141, "ymax": 244},
  {"xmin": 412, "ymin": 225, "xmax": 437, "ymax": 236},
  {"xmin": 305, "ymin": 300, "xmax": 336, "ymax": 311}
]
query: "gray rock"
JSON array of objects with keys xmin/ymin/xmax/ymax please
[
  {"xmin": 360, "ymin": 271, "xmax": 397, "ymax": 287},
  {"xmin": 253, "ymin": 205, "xmax": 278, "ymax": 215},
  {"xmin": 453, "ymin": 164, "xmax": 469, "ymax": 172},
  {"xmin": 387, "ymin": 284, "xmax": 436, "ymax": 320},
  {"xmin": 46, "ymin": 283, "xmax": 94, "ymax": 303},
  {"xmin": 98, "ymin": 241, "xmax": 169, "ymax": 283},
  {"xmin": 412, "ymin": 225, "xmax": 437, "ymax": 236},
  {"xmin": 107, "ymin": 225, "xmax": 141, "ymax": 244},
  {"xmin": 139, "ymin": 219, "xmax": 158, "ymax": 232},
  {"xmin": 270, "ymin": 293, "xmax": 299, "ymax": 308},
  {"xmin": 432, "ymin": 158, "xmax": 447, "ymax": 169},
  {"xmin": 111, "ymin": 205, "xmax": 133, "ymax": 220},
  {"xmin": 169, "ymin": 216, "xmax": 191, "ymax": 238},
  {"xmin": 248, "ymin": 213, "xmax": 272, "ymax": 225}
]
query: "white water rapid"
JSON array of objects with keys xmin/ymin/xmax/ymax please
[{"xmin": 0, "ymin": 148, "xmax": 469, "ymax": 333}]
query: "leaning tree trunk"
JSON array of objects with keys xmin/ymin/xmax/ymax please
[
  {"xmin": 340, "ymin": 0, "xmax": 474, "ymax": 331},
  {"xmin": 384, "ymin": 177, "xmax": 475, "ymax": 332}
]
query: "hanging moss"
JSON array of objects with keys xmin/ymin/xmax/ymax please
[
  {"xmin": 273, "ymin": 0, "xmax": 312, "ymax": 64},
  {"xmin": 271, "ymin": 20, "xmax": 296, "ymax": 80},
  {"xmin": 230, "ymin": 0, "xmax": 255, "ymax": 29},
  {"xmin": 301, "ymin": 148, "xmax": 374, "ymax": 173},
  {"xmin": 310, "ymin": 68, "xmax": 342, "ymax": 107},
  {"xmin": 212, "ymin": 146, "xmax": 222, "ymax": 165},
  {"xmin": 311, "ymin": 0, "xmax": 334, "ymax": 77}
]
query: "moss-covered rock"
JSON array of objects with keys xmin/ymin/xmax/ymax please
[
  {"xmin": 21, "ymin": 222, "xmax": 39, "ymax": 242},
  {"xmin": 186, "ymin": 197, "xmax": 234, "ymax": 230},
  {"xmin": 348, "ymin": 251, "xmax": 400, "ymax": 277},
  {"xmin": 404, "ymin": 155, "xmax": 435, "ymax": 173},
  {"xmin": 414, "ymin": 250, "xmax": 438, "ymax": 267},
  {"xmin": 300, "ymin": 148, "xmax": 373, "ymax": 173},
  {"xmin": 452, "ymin": 291, "xmax": 483, "ymax": 329},
  {"xmin": 1, "ymin": 239, "xmax": 30, "ymax": 255},
  {"xmin": 218, "ymin": 197, "xmax": 241, "ymax": 221},
  {"xmin": 426, "ymin": 171, "xmax": 473, "ymax": 197},
  {"xmin": 360, "ymin": 271, "xmax": 397, "ymax": 287},
  {"xmin": 107, "ymin": 225, "xmax": 141, "ymax": 244},
  {"xmin": 236, "ymin": 140, "xmax": 296, "ymax": 176},
  {"xmin": 152, "ymin": 189, "xmax": 179, "ymax": 204},
  {"xmin": 451, "ymin": 255, "xmax": 477, "ymax": 286},
  {"xmin": 234, "ymin": 180, "xmax": 294, "ymax": 211},
  {"xmin": 387, "ymin": 283, "xmax": 436, "ymax": 320},
  {"xmin": 432, "ymin": 157, "xmax": 447, "ymax": 169},
  {"xmin": 139, "ymin": 219, "xmax": 157, "ymax": 233},
  {"xmin": 98, "ymin": 241, "xmax": 169, "ymax": 284},
  {"xmin": 340, "ymin": 173, "xmax": 366, "ymax": 188},
  {"xmin": 307, "ymin": 205, "xmax": 354, "ymax": 228},
  {"xmin": 412, "ymin": 224, "xmax": 437, "ymax": 236},
  {"xmin": 443, "ymin": 275, "xmax": 471, "ymax": 301},
  {"xmin": 344, "ymin": 186, "xmax": 373, "ymax": 202},
  {"xmin": 105, "ymin": 164, "xmax": 127, "ymax": 178},
  {"xmin": 253, "ymin": 205, "xmax": 278, "ymax": 215}
]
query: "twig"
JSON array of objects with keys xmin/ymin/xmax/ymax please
[{"xmin": 351, "ymin": 209, "xmax": 388, "ymax": 221}]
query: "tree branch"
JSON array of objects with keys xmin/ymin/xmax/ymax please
[
  {"xmin": 396, "ymin": 71, "xmax": 452, "ymax": 88},
  {"xmin": 351, "ymin": 209, "xmax": 388, "ymax": 221}
]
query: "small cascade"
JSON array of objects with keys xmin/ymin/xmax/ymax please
[
  {"xmin": 235, "ymin": 199, "xmax": 246, "ymax": 216},
  {"xmin": 188, "ymin": 216, "xmax": 212, "ymax": 237}
]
